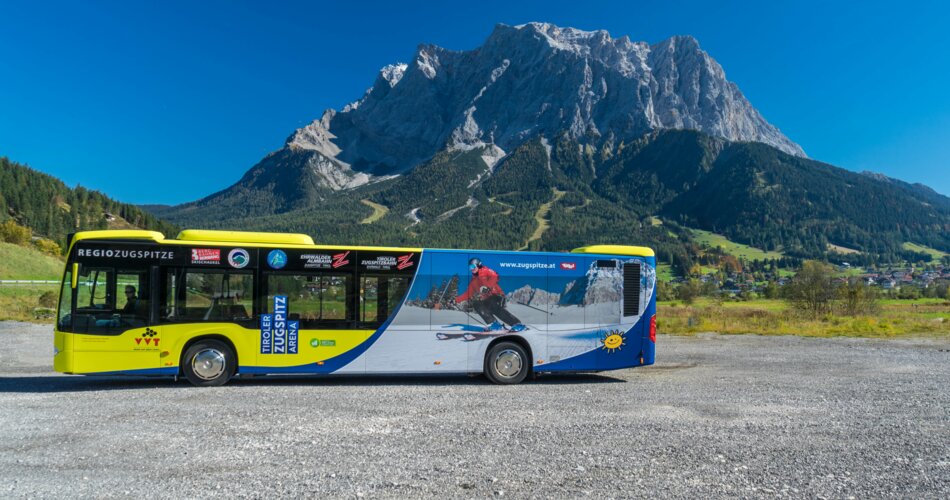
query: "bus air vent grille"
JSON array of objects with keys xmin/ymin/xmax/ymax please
[{"xmin": 623, "ymin": 263, "xmax": 641, "ymax": 317}]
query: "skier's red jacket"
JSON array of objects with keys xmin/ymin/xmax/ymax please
[{"xmin": 456, "ymin": 266, "xmax": 504, "ymax": 302}]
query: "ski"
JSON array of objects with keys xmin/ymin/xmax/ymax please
[
  {"xmin": 462, "ymin": 331, "xmax": 509, "ymax": 341},
  {"xmin": 435, "ymin": 323, "xmax": 530, "ymax": 341},
  {"xmin": 435, "ymin": 332, "xmax": 467, "ymax": 340}
]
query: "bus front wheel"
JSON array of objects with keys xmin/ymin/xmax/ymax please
[
  {"xmin": 182, "ymin": 340, "xmax": 235, "ymax": 387},
  {"xmin": 485, "ymin": 341, "xmax": 529, "ymax": 384}
]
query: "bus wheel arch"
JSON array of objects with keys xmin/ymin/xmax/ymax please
[
  {"xmin": 484, "ymin": 336, "xmax": 532, "ymax": 384},
  {"xmin": 180, "ymin": 335, "xmax": 238, "ymax": 387}
]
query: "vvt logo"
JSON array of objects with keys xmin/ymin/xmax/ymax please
[
  {"xmin": 134, "ymin": 328, "xmax": 160, "ymax": 347},
  {"xmin": 560, "ymin": 262, "xmax": 577, "ymax": 270}
]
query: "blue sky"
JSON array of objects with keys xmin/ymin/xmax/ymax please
[{"xmin": 1, "ymin": 0, "xmax": 948, "ymax": 203}]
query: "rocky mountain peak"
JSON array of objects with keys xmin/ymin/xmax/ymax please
[{"xmin": 224, "ymin": 22, "xmax": 807, "ymax": 194}]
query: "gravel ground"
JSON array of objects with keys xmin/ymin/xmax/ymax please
[{"xmin": 0, "ymin": 322, "xmax": 948, "ymax": 498}]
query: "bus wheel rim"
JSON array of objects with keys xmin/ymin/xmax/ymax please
[
  {"xmin": 192, "ymin": 349, "xmax": 226, "ymax": 380},
  {"xmin": 494, "ymin": 349, "xmax": 523, "ymax": 378}
]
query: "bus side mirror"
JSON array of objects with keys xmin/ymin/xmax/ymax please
[{"xmin": 71, "ymin": 263, "xmax": 79, "ymax": 289}]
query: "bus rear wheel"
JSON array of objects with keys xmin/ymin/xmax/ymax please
[
  {"xmin": 485, "ymin": 341, "xmax": 529, "ymax": 384},
  {"xmin": 182, "ymin": 340, "xmax": 235, "ymax": 387}
]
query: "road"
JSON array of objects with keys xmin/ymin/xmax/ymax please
[{"xmin": 0, "ymin": 322, "xmax": 947, "ymax": 498}]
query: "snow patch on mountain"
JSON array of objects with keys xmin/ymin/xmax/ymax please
[
  {"xmin": 416, "ymin": 46, "xmax": 439, "ymax": 79},
  {"xmin": 380, "ymin": 63, "xmax": 408, "ymax": 87}
]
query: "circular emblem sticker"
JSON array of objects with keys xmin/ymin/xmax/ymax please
[
  {"xmin": 228, "ymin": 248, "xmax": 250, "ymax": 269},
  {"xmin": 267, "ymin": 249, "xmax": 287, "ymax": 269}
]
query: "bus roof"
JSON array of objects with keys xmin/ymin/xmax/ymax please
[
  {"xmin": 571, "ymin": 244, "xmax": 655, "ymax": 257},
  {"xmin": 69, "ymin": 229, "xmax": 421, "ymax": 253},
  {"xmin": 68, "ymin": 229, "xmax": 654, "ymax": 258}
]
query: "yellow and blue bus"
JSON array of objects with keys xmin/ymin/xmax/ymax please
[{"xmin": 54, "ymin": 229, "xmax": 656, "ymax": 386}]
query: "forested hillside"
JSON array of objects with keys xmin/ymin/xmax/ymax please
[
  {"xmin": 153, "ymin": 129, "xmax": 950, "ymax": 268},
  {"xmin": 0, "ymin": 157, "xmax": 178, "ymax": 245}
]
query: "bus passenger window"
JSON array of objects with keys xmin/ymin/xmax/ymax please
[
  {"xmin": 267, "ymin": 274, "xmax": 351, "ymax": 326},
  {"xmin": 161, "ymin": 270, "xmax": 180, "ymax": 321},
  {"xmin": 175, "ymin": 270, "xmax": 254, "ymax": 322},
  {"xmin": 360, "ymin": 277, "xmax": 379, "ymax": 322},
  {"xmin": 360, "ymin": 276, "xmax": 411, "ymax": 325}
]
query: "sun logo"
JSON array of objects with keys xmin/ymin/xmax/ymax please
[{"xmin": 601, "ymin": 330, "xmax": 626, "ymax": 353}]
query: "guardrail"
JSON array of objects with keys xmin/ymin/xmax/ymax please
[{"xmin": 0, "ymin": 280, "xmax": 59, "ymax": 285}]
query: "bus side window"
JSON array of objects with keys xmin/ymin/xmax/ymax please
[
  {"xmin": 161, "ymin": 269, "xmax": 254, "ymax": 323},
  {"xmin": 57, "ymin": 267, "xmax": 73, "ymax": 331},
  {"xmin": 359, "ymin": 275, "xmax": 410, "ymax": 326},
  {"xmin": 161, "ymin": 269, "xmax": 181, "ymax": 321},
  {"xmin": 267, "ymin": 273, "xmax": 351, "ymax": 327},
  {"xmin": 360, "ymin": 276, "xmax": 379, "ymax": 323}
]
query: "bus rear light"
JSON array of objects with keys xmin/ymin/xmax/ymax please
[{"xmin": 649, "ymin": 315, "xmax": 656, "ymax": 343}]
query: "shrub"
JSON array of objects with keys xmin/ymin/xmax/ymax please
[
  {"xmin": 785, "ymin": 261, "xmax": 836, "ymax": 316},
  {"xmin": 676, "ymin": 279, "xmax": 702, "ymax": 305},
  {"xmin": 38, "ymin": 290, "xmax": 58, "ymax": 308},
  {"xmin": 837, "ymin": 279, "xmax": 879, "ymax": 316},
  {"xmin": 0, "ymin": 220, "xmax": 31, "ymax": 245},
  {"xmin": 32, "ymin": 238, "xmax": 61, "ymax": 256},
  {"xmin": 656, "ymin": 281, "xmax": 676, "ymax": 302}
]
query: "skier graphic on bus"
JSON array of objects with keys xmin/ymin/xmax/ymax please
[{"xmin": 456, "ymin": 257, "xmax": 527, "ymax": 332}]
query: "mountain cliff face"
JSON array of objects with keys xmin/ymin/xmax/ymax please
[
  {"xmin": 329, "ymin": 22, "xmax": 805, "ymax": 173},
  {"xmin": 168, "ymin": 22, "xmax": 804, "ymax": 215}
]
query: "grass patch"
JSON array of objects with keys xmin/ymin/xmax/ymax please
[
  {"xmin": 902, "ymin": 242, "xmax": 948, "ymax": 261},
  {"xmin": 658, "ymin": 298, "xmax": 950, "ymax": 338},
  {"xmin": 656, "ymin": 264, "xmax": 675, "ymax": 282},
  {"xmin": 359, "ymin": 199, "xmax": 389, "ymax": 224},
  {"xmin": 691, "ymin": 228, "xmax": 784, "ymax": 261},
  {"xmin": 0, "ymin": 242, "xmax": 64, "ymax": 280},
  {"xmin": 0, "ymin": 284, "xmax": 60, "ymax": 323},
  {"xmin": 518, "ymin": 188, "xmax": 565, "ymax": 250},
  {"xmin": 827, "ymin": 243, "xmax": 861, "ymax": 254}
]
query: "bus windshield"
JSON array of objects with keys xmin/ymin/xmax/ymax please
[{"xmin": 62, "ymin": 264, "xmax": 150, "ymax": 334}]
